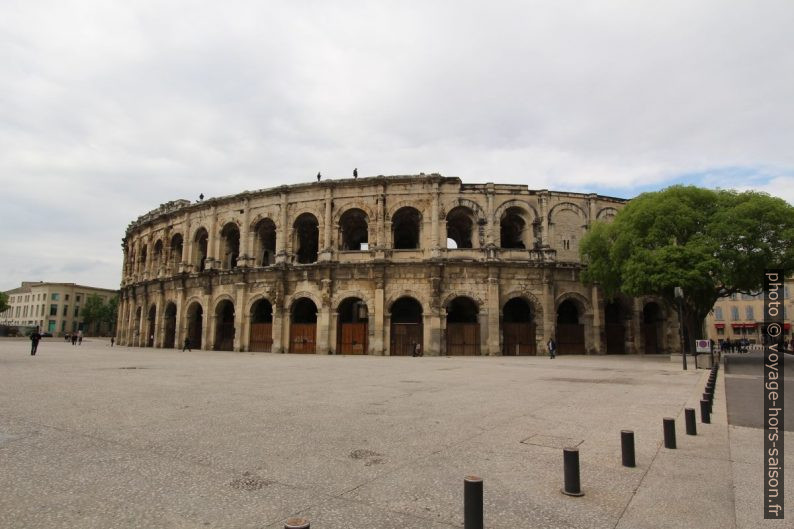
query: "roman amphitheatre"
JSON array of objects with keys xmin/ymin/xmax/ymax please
[{"xmin": 117, "ymin": 174, "xmax": 676, "ymax": 356}]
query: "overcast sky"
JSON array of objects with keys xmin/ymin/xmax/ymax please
[{"xmin": 1, "ymin": 0, "xmax": 793, "ymax": 292}]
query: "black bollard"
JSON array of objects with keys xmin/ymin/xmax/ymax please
[
  {"xmin": 621, "ymin": 430, "xmax": 636, "ymax": 467},
  {"xmin": 663, "ymin": 418, "xmax": 676, "ymax": 449},
  {"xmin": 685, "ymin": 408, "xmax": 697, "ymax": 435},
  {"xmin": 562, "ymin": 448, "xmax": 584, "ymax": 496},
  {"xmin": 700, "ymin": 399, "xmax": 711, "ymax": 423},
  {"xmin": 464, "ymin": 476, "xmax": 484, "ymax": 529},
  {"xmin": 284, "ymin": 518, "xmax": 310, "ymax": 529}
]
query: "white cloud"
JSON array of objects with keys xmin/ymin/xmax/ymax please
[{"xmin": 1, "ymin": 0, "xmax": 793, "ymax": 290}]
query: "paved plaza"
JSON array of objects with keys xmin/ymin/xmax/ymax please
[{"xmin": 0, "ymin": 338, "xmax": 789, "ymax": 528}]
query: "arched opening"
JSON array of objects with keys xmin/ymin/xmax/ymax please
[
  {"xmin": 556, "ymin": 299, "xmax": 585, "ymax": 354},
  {"xmin": 502, "ymin": 298, "xmax": 536, "ymax": 355},
  {"xmin": 643, "ymin": 302, "xmax": 663, "ymax": 354},
  {"xmin": 220, "ymin": 223, "xmax": 240, "ymax": 270},
  {"xmin": 186, "ymin": 302, "xmax": 203, "ymax": 349},
  {"xmin": 390, "ymin": 297, "xmax": 423, "ymax": 355},
  {"xmin": 605, "ymin": 300, "xmax": 627, "ymax": 354},
  {"xmin": 337, "ymin": 297, "xmax": 368, "ymax": 354},
  {"xmin": 139, "ymin": 245, "xmax": 148, "ymax": 275},
  {"xmin": 339, "ymin": 209, "xmax": 369, "ymax": 251},
  {"xmin": 446, "ymin": 296, "xmax": 480, "ymax": 355},
  {"xmin": 500, "ymin": 207, "xmax": 527, "ymax": 249},
  {"xmin": 446, "ymin": 207, "xmax": 474, "ymax": 249},
  {"xmin": 392, "ymin": 207, "xmax": 421, "ymax": 249},
  {"xmin": 153, "ymin": 240, "xmax": 163, "ymax": 274},
  {"xmin": 163, "ymin": 302, "xmax": 177, "ymax": 348},
  {"xmin": 290, "ymin": 298, "xmax": 317, "ymax": 353},
  {"xmin": 194, "ymin": 228, "xmax": 208, "ymax": 272},
  {"xmin": 170, "ymin": 234, "xmax": 184, "ymax": 270},
  {"xmin": 214, "ymin": 300, "xmax": 235, "ymax": 351},
  {"xmin": 254, "ymin": 218, "xmax": 277, "ymax": 266},
  {"xmin": 294, "ymin": 213, "xmax": 319, "ymax": 264},
  {"xmin": 249, "ymin": 299, "xmax": 273, "ymax": 352},
  {"xmin": 146, "ymin": 305, "xmax": 156, "ymax": 347}
]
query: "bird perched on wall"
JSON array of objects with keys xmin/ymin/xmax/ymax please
[
  {"xmin": 199, "ymin": 193, "xmax": 204, "ymax": 201},
  {"xmin": 317, "ymin": 172, "xmax": 321, "ymax": 182}
]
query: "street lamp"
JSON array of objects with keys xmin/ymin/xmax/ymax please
[{"xmin": 674, "ymin": 287, "xmax": 687, "ymax": 370}]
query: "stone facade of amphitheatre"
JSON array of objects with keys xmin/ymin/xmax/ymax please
[{"xmin": 116, "ymin": 174, "xmax": 678, "ymax": 356}]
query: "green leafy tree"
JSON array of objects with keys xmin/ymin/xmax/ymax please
[
  {"xmin": 102, "ymin": 295, "xmax": 119, "ymax": 333},
  {"xmin": 81, "ymin": 294, "xmax": 106, "ymax": 333},
  {"xmin": 0, "ymin": 292, "xmax": 8, "ymax": 315},
  {"xmin": 580, "ymin": 186, "xmax": 794, "ymax": 348}
]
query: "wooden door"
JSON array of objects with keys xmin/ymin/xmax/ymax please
[
  {"xmin": 605, "ymin": 323, "xmax": 625, "ymax": 353},
  {"xmin": 290, "ymin": 323, "xmax": 316, "ymax": 353},
  {"xmin": 163, "ymin": 319, "xmax": 176, "ymax": 349},
  {"xmin": 216, "ymin": 322, "xmax": 235, "ymax": 351},
  {"xmin": 390, "ymin": 323, "xmax": 422, "ymax": 356},
  {"xmin": 339, "ymin": 323, "xmax": 367, "ymax": 354},
  {"xmin": 249, "ymin": 323, "xmax": 273, "ymax": 352},
  {"xmin": 556, "ymin": 323, "xmax": 585, "ymax": 354},
  {"xmin": 188, "ymin": 321, "xmax": 202, "ymax": 349},
  {"xmin": 503, "ymin": 322, "xmax": 537, "ymax": 355},
  {"xmin": 446, "ymin": 323, "xmax": 480, "ymax": 355}
]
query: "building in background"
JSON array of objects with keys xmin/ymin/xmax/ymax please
[
  {"xmin": 0, "ymin": 281, "xmax": 118, "ymax": 336},
  {"xmin": 705, "ymin": 287, "xmax": 793, "ymax": 345}
]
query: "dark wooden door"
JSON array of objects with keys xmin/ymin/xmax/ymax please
[
  {"xmin": 446, "ymin": 323, "xmax": 480, "ymax": 355},
  {"xmin": 290, "ymin": 323, "xmax": 316, "ymax": 353},
  {"xmin": 503, "ymin": 322, "xmax": 537, "ymax": 355},
  {"xmin": 391, "ymin": 323, "xmax": 422, "ymax": 356},
  {"xmin": 605, "ymin": 323, "xmax": 625, "ymax": 353},
  {"xmin": 339, "ymin": 323, "xmax": 367, "ymax": 354},
  {"xmin": 643, "ymin": 324, "xmax": 659, "ymax": 354},
  {"xmin": 188, "ymin": 321, "xmax": 202, "ymax": 349},
  {"xmin": 163, "ymin": 319, "xmax": 176, "ymax": 349},
  {"xmin": 249, "ymin": 323, "xmax": 273, "ymax": 352},
  {"xmin": 557, "ymin": 323, "xmax": 585, "ymax": 354}
]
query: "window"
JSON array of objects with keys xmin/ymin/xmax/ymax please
[
  {"xmin": 76, "ymin": 295, "xmax": 82, "ymax": 302},
  {"xmin": 717, "ymin": 327, "xmax": 724, "ymax": 335},
  {"xmin": 65, "ymin": 294, "xmax": 70, "ymax": 301},
  {"xmin": 50, "ymin": 304, "xmax": 58, "ymax": 316},
  {"xmin": 745, "ymin": 306, "xmax": 754, "ymax": 320},
  {"xmin": 730, "ymin": 306, "xmax": 739, "ymax": 320},
  {"xmin": 51, "ymin": 293, "xmax": 60, "ymax": 301},
  {"xmin": 714, "ymin": 307, "xmax": 723, "ymax": 320},
  {"xmin": 63, "ymin": 305, "xmax": 69, "ymax": 316},
  {"xmin": 74, "ymin": 306, "xmax": 79, "ymax": 318}
]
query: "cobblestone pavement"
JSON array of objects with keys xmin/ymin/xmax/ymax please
[{"xmin": 0, "ymin": 338, "xmax": 779, "ymax": 528}]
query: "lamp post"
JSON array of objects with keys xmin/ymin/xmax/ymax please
[{"xmin": 674, "ymin": 287, "xmax": 687, "ymax": 370}]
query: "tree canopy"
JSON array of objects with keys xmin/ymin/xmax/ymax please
[
  {"xmin": 580, "ymin": 186, "xmax": 794, "ymax": 344},
  {"xmin": 0, "ymin": 292, "xmax": 8, "ymax": 314}
]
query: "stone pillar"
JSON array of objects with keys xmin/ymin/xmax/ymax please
[
  {"xmin": 155, "ymin": 289, "xmax": 164, "ymax": 348},
  {"xmin": 591, "ymin": 285, "xmax": 603, "ymax": 354},
  {"xmin": 479, "ymin": 309, "xmax": 490, "ymax": 356},
  {"xmin": 240, "ymin": 198, "xmax": 251, "ymax": 266},
  {"xmin": 431, "ymin": 182, "xmax": 440, "ymax": 257},
  {"xmin": 487, "ymin": 273, "xmax": 500, "ymax": 355},
  {"xmin": 486, "ymin": 184, "xmax": 495, "ymax": 246},
  {"xmin": 317, "ymin": 279, "xmax": 332, "ymax": 353},
  {"xmin": 427, "ymin": 310, "xmax": 442, "ymax": 356},
  {"xmin": 277, "ymin": 191, "xmax": 288, "ymax": 263},
  {"xmin": 208, "ymin": 206, "xmax": 219, "ymax": 266},
  {"xmin": 234, "ymin": 283, "xmax": 246, "ymax": 351},
  {"xmin": 182, "ymin": 213, "xmax": 193, "ymax": 273},
  {"xmin": 201, "ymin": 292, "xmax": 211, "ymax": 350},
  {"xmin": 373, "ymin": 281, "xmax": 385, "ymax": 355},
  {"xmin": 273, "ymin": 305, "xmax": 286, "ymax": 354},
  {"xmin": 539, "ymin": 191, "xmax": 550, "ymax": 247},
  {"xmin": 320, "ymin": 188, "xmax": 333, "ymax": 261},
  {"xmin": 542, "ymin": 271, "xmax": 555, "ymax": 354},
  {"xmin": 175, "ymin": 286, "xmax": 185, "ymax": 348},
  {"xmin": 136, "ymin": 298, "xmax": 147, "ymax": 347}
]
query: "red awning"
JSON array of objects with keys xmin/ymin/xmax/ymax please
[
  {"xmin": 714, "ymin": 323, "xmax": 725, "ymax": 328},
  {"xmin": 731, "ymin": 323, "xmax": 743, "ymax": 328},
  {"xmin": 785, "ymin": 323, "xmax": 791, "ymax": 330},
  {"xmin": 744, "ymin": 323, "xmax": 757, "ymax": 328}
]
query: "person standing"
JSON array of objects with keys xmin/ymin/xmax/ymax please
[
  {"xmin": 183, "ymin": 337, "xmax": 191, "ymax": 352},
  {"xmin": 547, "ymin": 337, "xmax": 557, "ymax": 359},
  {"xmin": 30, "ymin": 329, "xmax": 42, "ymax": 356},
  {"xmin": 77, "ymin": 329, "xmax": 83, "ymax": 345},
  {"xmin": 71, "ymin": 333, "xmax": 77, "ymax": 346},
  {"xmin": 110, "ymin": 336, "xmax": 115, "ymax": 347}
]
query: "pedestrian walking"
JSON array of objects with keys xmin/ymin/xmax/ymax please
[
  {"xmin": 183, "ymin": 337, "xmax": 191, "ymax": 352},
  {"xmin": 30, "ymin": 329, "xmax": 42, "ymax": 356},
  {"xmin": 71, "ymin": 334, "xmax": 77, "ymax": 346},
  {"xmin": 547, "ymin": 337, "xmax": 557, "ymax": 359},
  {"xmin": 78, "ymin": 330, "xmax": 83, "ymax": 345},
  {"xmin": 110, "ymin": 336, "xmax": 115, "ymax": 347}
]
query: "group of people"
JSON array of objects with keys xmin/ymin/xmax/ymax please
[{"xmin": 63, "ymin": 330, "xmax": 84, "ymax": 346}]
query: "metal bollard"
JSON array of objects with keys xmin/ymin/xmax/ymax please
[
  {"xmin": 685, "ymin": 408, "xmax": 697, "ymax": 435},
  {"xmin": 284, "ymin": 518, "xmax": 310, "ymax": 529},
  {"xmin": 464, "ymin": 475, "xmax": 484, "ymax": 529},
  {"xmin": 561, "ymin": 447, "xmax": 584, "ymax": 496},
  {"xmin": 663, "ymin": 418, "xmax": 676, "ymax": 449},
  {"xmin": 700, "ymin": 399, "xmax": 711, "ymax": 423},
  {"xmin": 621, "ymin": 430, "xmax": 636, "ymax": 467}
]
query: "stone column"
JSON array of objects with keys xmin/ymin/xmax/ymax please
[
  {"xmin": 240, "ymin": 198, "xmax": 251, "ymax": 266},
  {"xmin": 427, "ymin": 309, "xmax": 442, "ymax": 355},
  {"xmin": 175, "ymin": 286, "xmax": 185, "ymax": 348},
  {"xmin": 539, "ymin": 191, "xmax": 550, "ymax": 247},
  {"xmin": 487, "ymin": 273, "xmax": 500, "ymax": 355},
  {"xmin": 208, "ymin": 206, "xmax": 219, "ymax": 268},
  {"xmin": 234, "ymin": 283, "xmax": 246, "ymax": 351},
  {"xmin": 590, "ymin": 285, "xmax": 603, "ymax": 354},
  {"xmin": 273, "ymin": 305, "xmax": 285, "ymax": 354},
  {"xmin": 136, "ymin": 297, "xmax": 147, "ymax": 347},
  {"xmin": 373, "ymin": 279, "xmax": 385, "ymax": 355},
  {"xmin": 201, "ymin": 292, "xmax": 211, "ymax": 350},
  {"xmin": 277, "ymin": 191, "xmax": 288, "ymax": 263},
  {"xmin": 431, "ymin": 182, "xmax": 440, "ymax": 257},
  {"xmin": 155, "ymin": 289, "xmax": 164, "ymax": 348},
  {"xmin": 542, "ymin": 270, "xmax": 555, "ymax": 354},
  {"xmin": 486, "ymin": 184, "xmax": 495, "ymax": 246},
  {"xmin": 316, "ymin": 279, "xmax": 332, "ymax": 353},
  {"xmin": 320, "ymin": 188, "xmax": 333, "ymax": 261},
  {"xmin": 182, "ymin": 213, "xmax": 193, "ymax": 273}
]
